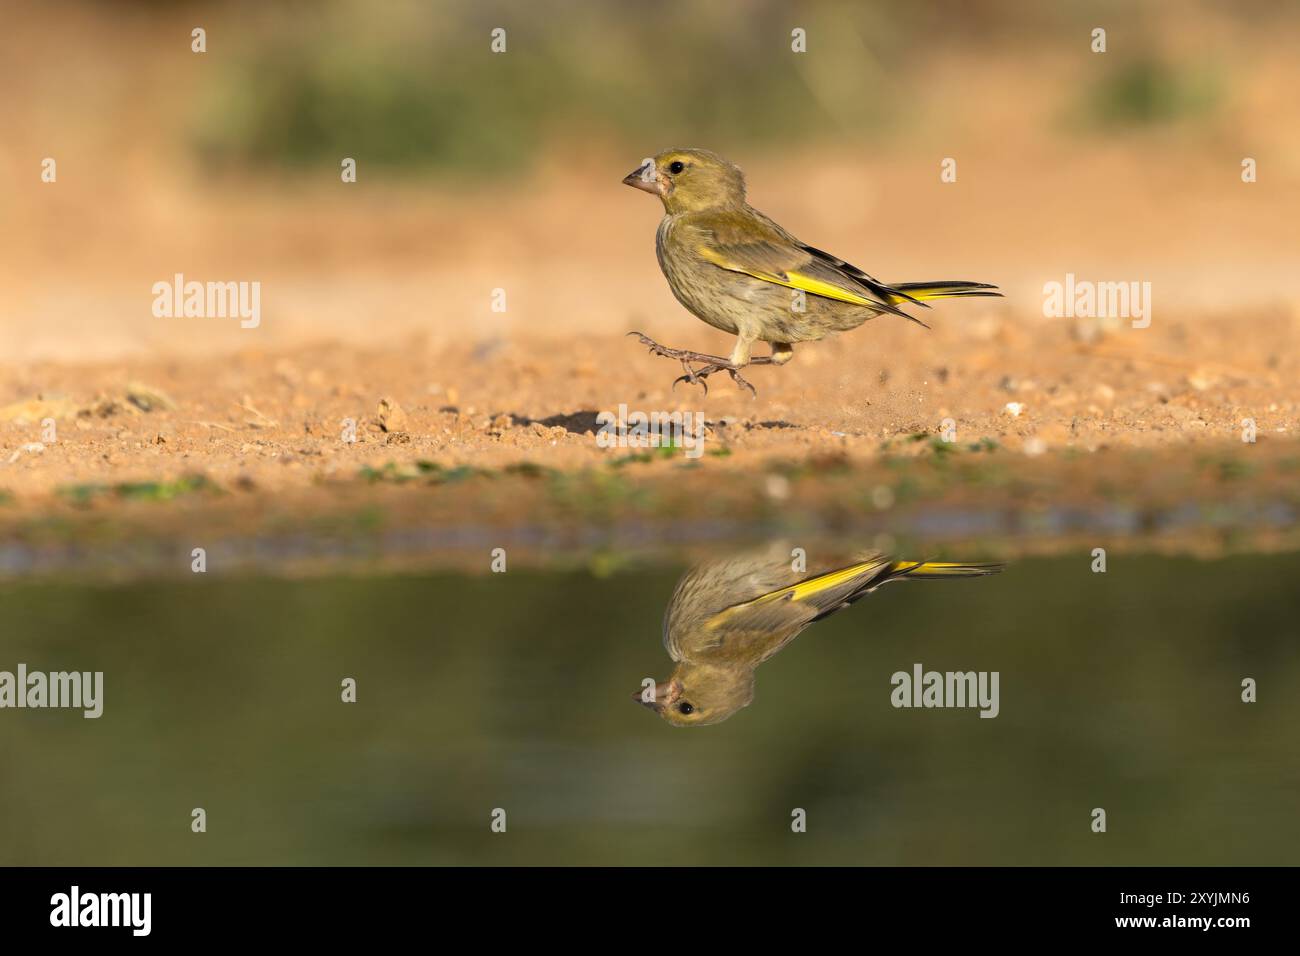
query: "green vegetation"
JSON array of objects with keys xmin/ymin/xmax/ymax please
[
  {"xmin": 190, "ymin": 0, "xmax": 910, "ymax": 174},
  {"xmin": 359, "ymin": 461, "xmax": 484, "ymax": 485},
  {"xmin": 57, "ymin": 475, "xmax": 218, "ymax": 506},
  {"xmin": 189, "ymin": 3, "xmax": 1234, "ymax": 176},
  {"xmin": 1081, "ymin": 57, "xmax": 1222, "ymax": 128}
]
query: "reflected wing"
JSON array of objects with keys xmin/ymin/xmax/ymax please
[
  {"xmin": 664, "ymin": 551, "xmax": 895, "ymax": 664},
  {"xmin": 664, "ymin": 552, "xmax": 1003, "ymax": 665}
]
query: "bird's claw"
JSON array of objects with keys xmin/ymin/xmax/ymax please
[
  {"xmin": 672, "ymin": 364, "xmax": 708, "ymax": 395},
  {"xmin": 628, "ymin": 331, "xmax": 714, "ymax": 363},
  {"xmin": 728, "ymin": 368, "xmax": 758, "ymax": 397},
  {"xmin": 629, "ymin": 331, "xmax": 676, "ymax": 360},
  {"xmin": 672, "ymin": 363, "xmax": 757, "ymax": 398}
]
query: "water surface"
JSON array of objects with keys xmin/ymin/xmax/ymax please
[{"xmin": 1, "ymin": 549, "xmax": 1297, "ymax": 865}]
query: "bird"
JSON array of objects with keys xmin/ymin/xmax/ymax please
[
  {"xmin": 622, "ymin": 148, "xmax": 1001, "ymax": 395},
  {"xmin": 636, "ymin": 544, "xmax": 1003, "ymax": 727}
]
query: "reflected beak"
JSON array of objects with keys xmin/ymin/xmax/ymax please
[
  {"xmin": 633, "ymin": 680, "xmax": 679, "ymax": 709},
  {"xmin": 622, "ymin": 161, "xmax": 661, "ymax": 195}
]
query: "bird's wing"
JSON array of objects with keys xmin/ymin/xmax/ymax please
[
  {"xmin": 704, "ymin": 557, "xmax": 896, "ymax": 661},
  {"xmin": 665, "ymin": 550, "xmax": 898, "ymax": 665},
  {"xmin": 686, "ymin": 210, "xmax": 927, "ymax": 324},
  {"xmin": 663, "ymin": 545, "xmax": 803, "ymax": 660},
  {"xmin": 710, "ymin": 558, "xmax": 1003, "ymax": 631}
]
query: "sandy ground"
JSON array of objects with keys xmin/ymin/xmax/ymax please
[
  {"xmin": 2, "ymin": 304, "xmax": 1298, "ymax": 576},
  {"xmin": 4, "ymin": 301, "xmax": 1297, "ymax": 486},
  {"xmin": 5, "ymin": 297, "xmax": 1294, "ymax": 481}
]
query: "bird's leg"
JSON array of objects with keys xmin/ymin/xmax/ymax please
[
  {"xmin": 628, "ymin": 331, "xmax": 773, "ymax": 397},
  {"xmin": 728, "ymin": 336, "xmax": 754, "ymax": 369},
  {"xmin": 673, "ymin": 334, "xmax": 774, "ymax": 396},
  {"xmin": 691, "ymin": 336, "xmax": 760, "ymax": 396},
  {"xmin": 770, "ymin": 342, "xmax": 795, "ymax": 366}
]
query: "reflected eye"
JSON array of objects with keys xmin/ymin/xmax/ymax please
[
  {"xmin": 677, "ymin": 702, "xmax": 694, "ymax": 715},
  {"xmin": 668, "ymin": 161, "xmax": 685, "ymax": 174}
]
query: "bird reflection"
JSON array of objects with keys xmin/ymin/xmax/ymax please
[{"xmin": 636, "ymin": 543, "xmax": 1003, "ymax": 727}]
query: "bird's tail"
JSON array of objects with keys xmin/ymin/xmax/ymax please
[
  {"xmin": 800, "ymin": 557, "xmax": 1003, "ymax": 622},
  {"xmin": 888, "ymin": 280, "xmax": 1002, "ymax": 305},
  {"xmin": 886, "ymin": 560, "xmax": 1005, "ymax": 580}
]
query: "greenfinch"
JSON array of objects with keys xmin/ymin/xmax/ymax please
[
  {"xmin": 622, "ymin": 148, "xmax": 1001, "ymax": 394},
  {"xmin": 637, "ymin": 545, "xmax": 1003, "ymax": 727}
]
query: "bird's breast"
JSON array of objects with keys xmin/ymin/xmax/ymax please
[{"xmin": 655, "ymin": 216, "xmax": 746, "ymax": 336}]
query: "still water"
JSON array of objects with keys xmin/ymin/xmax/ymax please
[{"xmin": 1, "ymin": 546, "xmax": 1297, "ymax": 865}]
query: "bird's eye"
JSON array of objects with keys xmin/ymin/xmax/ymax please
[
  {"xmin": 678, "ymin": 702, "xmax": 694, "ymax": 715},
  {"xmin": 668, "ymin": 161, "xmax": 685, "ymax": 174}
]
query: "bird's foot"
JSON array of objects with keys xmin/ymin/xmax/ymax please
[
  {"xmin": 628, "ymin": 332, "xmax": 771, "ymax": 397},
  {"xmin": 673, "ymin": 362, "xmax": 759, "ymax": 397}
]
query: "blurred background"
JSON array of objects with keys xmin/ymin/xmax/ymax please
[{"xmin": 2, "ymin": 0, "xmax": 1298, "ymax": 361}]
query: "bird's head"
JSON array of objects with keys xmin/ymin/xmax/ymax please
[
  {"xmin": 622, "ymin": 148, "xmax": 747, "ymax": 214},
  {"xmin": 633, "ymin": 662, "xmax": 756, "ymax": 728}
]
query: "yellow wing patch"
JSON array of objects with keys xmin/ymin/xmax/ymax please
[
  {"xmin": 697, "ymin": 246, "xmax": 878, "ymax": 307},
  {"xmin": 781, "ymin": 271, "xmax": 877, "ymax": 306},
  {"xmin": 705, "ymin": 558, "xmax": 890, "ymax": 630}
]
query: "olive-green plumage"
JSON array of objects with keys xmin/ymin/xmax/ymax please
[
  {"xmin": 637, "ymin": 544, "xmax": 1003, "ymax": 727},
  {"xmin": 623, "ymin": 148, "xmax": 1001, "ymax": 389}
]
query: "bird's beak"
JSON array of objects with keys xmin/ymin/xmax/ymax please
[
  {"xmin": 633, "ymin": 680, "xmax": 679, "ymax": 709},
  {"xmin": 622, "ymin": 160, "xmax": 661, "ymax": 195}
]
